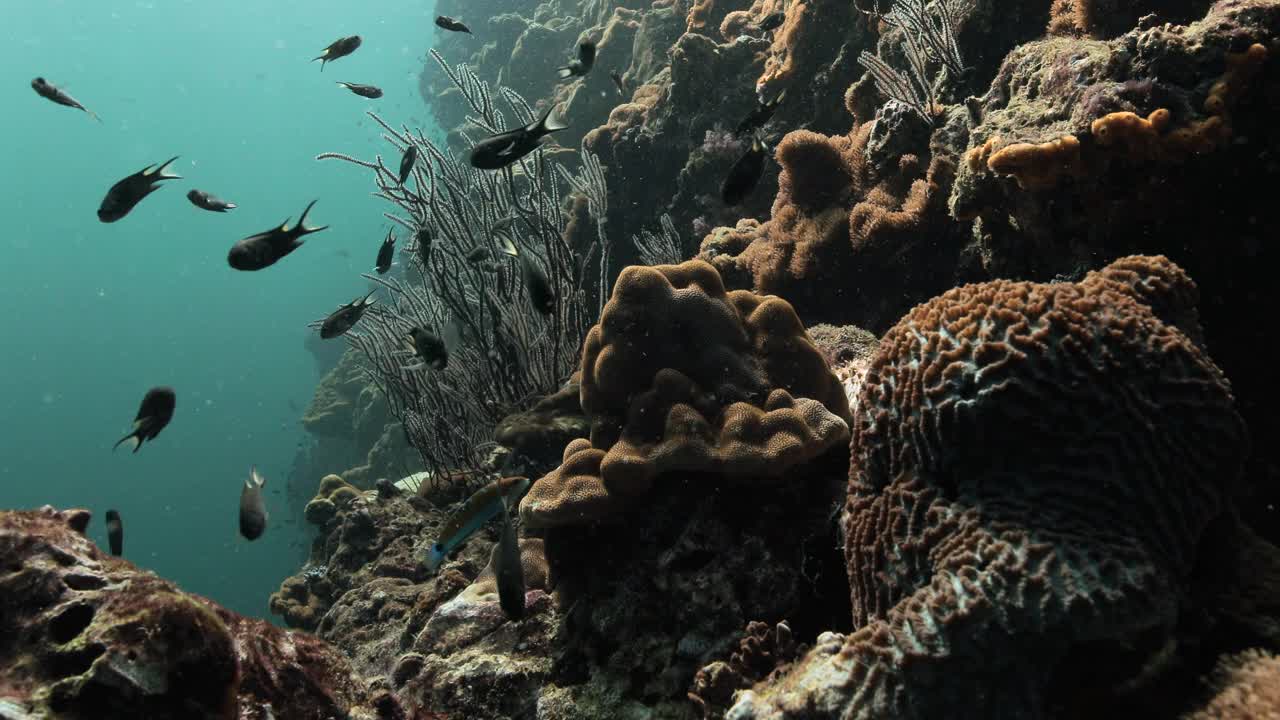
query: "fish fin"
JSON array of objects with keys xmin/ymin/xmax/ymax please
[
  {"xmin": 224, "ymin": 203, "xmax": 237, "ymax": 210},
  {"xmin": 296, "ymin": 199, "xmax": 329, "ymax": 235},
  {"xmin": 499, "ymin": 235, "xmax": 519, "ymax": 257},
  {"xmin": 535, "ymin": 104, "xmax": 569, "ymax": 134},
  {"xmin": 556, "ymin": 66, "xmax": 574, "ymax": 79},
  {"xmin": 86, "ymin": 109, "xmax": 103, "ymax": 123},
  {"xmin": 252, "ymin": 465, "xmax": 265, "ymax": 489},
  {"xmin": 362, "ymin": 290, "xmax": 377, "ymax": 305},
  {"xmin": 148, "ymin": 156, "xmax": 181, "ymax": 180},
  {"xmin": 112, "ymin": 432, "xmax": 141, "ymax": 453},
  {"xmin": 494, "ymin": 139, "xmax": 521, "ymax": 158}
]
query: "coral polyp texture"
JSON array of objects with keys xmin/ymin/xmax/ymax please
[
  {"xmin": 0, "ymin": 506, "xmax": 388, "ymax": 720},
  {"xmin": 520, "ymin": 259, "xmax": 851, "ymax": 528},
  {"xmin": 729, "ymin": 255, "xmax": 1248, "ymax": 720}
]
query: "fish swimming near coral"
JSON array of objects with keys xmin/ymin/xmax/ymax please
[
  {"xmin": 557, "ymin": 39, "xmax": 597, "ymax": 79},
  {"xmin": 31, "ymin": 77, "xmax": 100, "ymax": 122},
  {"xmin": 757, "ymin": 11, "xmax": 786, "ymax": 32},
  {"xmin": 414, "ymin": 226, "xmax": 433, "ymax": 266},
  {"xmin": 317, "ymin": 290, "xmax": 376, "ymax": 339},
  {"xmin": 398, "ymin": 144, "xmax": 418, "ymax": 185},
  {"xmin": 114, "ymin": 386, "xmax": 176, "ymax": 453},
  {"xmin": 375, "ymin": 229, "xmax": 395, "ymax": 274},
  {"xmin": 500, "ymin": 237, "xmax": 556, "ymax": 315},
  {"xmin": 403, "ymin": 326, "xmax": 449, "ymax": 371},
  {"xmin": 469, "ymin": 104, "xmax": 568, "ymax": 169},
  {"xmin": 609, "ymin": 70, "xmax": 627, "ymax": 96},
  {"xmin": 435, "ymin": 16, "xmax": 471, "ymax": 34},
  {"xmin": 425, "ymin": 476, "xmax": 530, "ymax": 571},
  {"xmin": 97, "ymin": 157, "xmax": 181, "ymax": 223},
  {"xmin": 227, "ymin": 199, "xmax": 328, "ymax": 271},
  {"xmin": 313, "ymin": 35, "xmax": 362, "ymax": 71},
  {"xmin": 187, "ymin": 189, "xmax": 237, "ymax": 212},
  {"xmin": 104, "ymin": 509, "xmax": 124, "ymax": 556},
  {"xmin": 735, "ymin": 90, "xmax": 785, "ymax": 136},
  {"xmin": 336, "ymin": 81, "xmax": 383, "ymax": 99},
  {"xmin": 492, "ymin": 498, "xmax": 525, "ymax": 621},
  {"xmin": 721, "ymin": 135, "xmax": 769, "ymax": 206},
  {"xmin": 239, "ymin": 466, "xmax": 268, "ymax": 541}
]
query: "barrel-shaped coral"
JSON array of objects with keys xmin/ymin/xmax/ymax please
[{"xmin": 520, "ymin": 260, "xmax": 851, "ymax": 528}]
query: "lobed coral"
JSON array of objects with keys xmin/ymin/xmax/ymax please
[
  {"xmin": 1185, "ymin": 649, "xmax": 1280, "ymax": 719},
  {"xmin": 730, "ymin": 255, "xmax": 1250, "ymax": 719},
  {"xmin": 0, "ymin": 507, "xmax": 389, "ymax": 720},
  {"xmin": 520, "ymin": 259, "xmax": 851, "ymax": 528}
]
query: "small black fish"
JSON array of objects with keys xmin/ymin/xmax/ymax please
[
  {"xmin": 97, "ymin": 157, "xmax": 181, "ymax": 223},
  {"xmin": 114, "ymin": 386, "xmax": 176, "ymax": 453},
  {"xmin": 757, "ymin": 11, "xmax": 786, "ymax": 32},
  {"xmin": 415, "ymin": 226, "xmax": 433, "ymax": 266},
  {"xmin": 500, "ymin": 238, "xmax": 556, "ymax": 315},
  {"xmin": 493, "ymin": 499, "xmax": 525, "ymax": 621},
  {"xmin": 469, "ymin": 105, "xmax": 568, "ymax": 170},
  {"xmin": 187, "ymin": 189, "xmax": 236, "ymax": 212},
  {"xmin": 228, "ymin": 200, "xmax": 328, "ymax": 271},
  {"xmin": 239, "ymin": 466, "xmax": 268, "ymax": 541},
  {"xmin": 735, "ymin": 90, "xmax": 786, "ymax": 136},
  {"xmin": 313, "ymin": 35, "xmax": 362, "ymax": 71},
  {"xmin": 722, "ymin": 136, "xmax": 769, "ymax": 206},
  {"xmin": 375, "ymin": 229, "xmax": 396, "ymax": 274},
  {"xmin": 557, "ymin": 40, "xmax": 597, "ymax": 79},
  {"xmin": 336, "ymin": 81, "xmax": 383, "ymax": 99},
  {"xmin": 31, "ymin": 77, "xmax": 100, "ymax": 122},
  {"xmin": 405, "ymin": 326, "xmax": 448, "ymax": 370},
  {"xmin": 609, "ymin": 71, "xmax": 626, "ymax": 96},
  {"xmin": 399, "ymin": 144, "xmax": 418, "ymax": 185},
  {"xmin": 435, "ymin": 16, "xmax": 471, "ymax": 33},
  {"xmin": 319, "ymin": 290, "xmax": 376, "ymax": 339},
  {"xmin": 105, "ymin": 509, "xmax": 124, "ymax": 556},
  {"xmin": 465, "ymin": 246, "xmax": 491, "ymax": 263}
]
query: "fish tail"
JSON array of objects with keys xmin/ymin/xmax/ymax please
[
  {"xmin": 113, "ymin": 432, "xmax": 141, "ymax": 453},
  {"xmin": 499, "ymin": 235, "xmax": 519, "ymax": 257},
  {"xmin": 86, "ymin": 109, "xmax": 103, "ymax": 123},
  {"xmin": 363, "ymin": 289, "xmax": 377, "ymax": 305},
  {"xmin": 224, "ymin": 202, "xmax": 237, "ymax": 210},
  {"xmin": 297, "ymin": 199, "xmax": 329, "ymax": 235},
  {"xmin": 155, "ymin": 156, "xmax": 182, "ymax": 180},
  {"xmin": 556, "ymin": 66, "xmax": 574, "ymax": 79},
  {"xmin": 537, "ymin": 103, "xmax": 569, "ymax": 134},
  {"xmin": 252, "ymin": 465, "xmax": 265, "ymax": 489}
]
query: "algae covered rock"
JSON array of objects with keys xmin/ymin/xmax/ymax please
[{"xmin": 0, "ymin": 506, "xmax": 392, "ymax": 720}]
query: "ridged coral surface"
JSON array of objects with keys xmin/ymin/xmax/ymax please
[
  {"xmin": 731, "ymin": 255, "xmax": 1248, "ymax": 719},
  {"xmin": 521, "ymin": 260, "xmax": 851, "ymax": 528}
]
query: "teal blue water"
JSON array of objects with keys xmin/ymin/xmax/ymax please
[{"xmin": 0, "ymin": 0, "xmax": 440, "ymax": 618}]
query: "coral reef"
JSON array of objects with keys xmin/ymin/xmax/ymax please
[
  {"xmin": 0, "ymin": 506, "xmax": 394, "ymax": 720},
  {"xmin": 1185, "ymin": 649, "xmax": 1280, "ymax": 719},
  {"xmin": 521, "ymin": 259, "xmax": 851, "ymax": 528},
  {"xmin": 299, "ymin": 349, "xmax": 405, "ymax": 489},
  {"xmin": 727, "ymin": 255, "xmax": 1259, "ymax": 719}
]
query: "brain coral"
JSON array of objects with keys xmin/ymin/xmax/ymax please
[
  {"xmin": 520, "ymin": 260, "xmax": 851, "ymax": 528},
  {"xmin": 730, "ymin": 255, "xmax": 1248, "ymax": 719}
]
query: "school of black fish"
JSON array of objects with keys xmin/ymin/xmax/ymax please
[{"xmin": 30, "ymin": 9, "xmax": 789, "ymax": 621}]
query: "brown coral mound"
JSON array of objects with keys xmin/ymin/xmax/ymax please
[
  {"xmin": 521, "ymin": 260, "xmax": 850, "ymax": 528},
  {"xmin": 1048, "ymin": 0, "xmax": 1213, "ymax": 38},
  {"xmin": 731, "ymin": 255, "xmax": 1248, "ymax": 719},
  {"xmin": 0, "ymin": 506, "xmax": 383, "ymax": 720},
  {"xmin": 1186, "ymin": 650, "xmax": 1280, "ymax": 719}
]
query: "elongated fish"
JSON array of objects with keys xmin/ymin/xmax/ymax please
[
  {"xmin": 735, "ymin": 90, "xmax": 786, "ymax": 136},
  {"xmin": 114, "ymin": 386, "xmax": 176, "ymax": 453},
  {"xmin": 31, "ymin": 77, "xmax": 100, "ymax": 121},
  {"xmin": 318, "ymin": 290, "xmax": 376, "ymax": 339},
  {"xmin": 227, "ymin": 199, "xmax": 328, "ymax": 271},
  {"xmin": 375, "ymin": 229, "xmax": 395, "ymax": 274},
  {"xmin": 424, "ymin": 477, "xmax": 530, "ymax": 571},
  {"xmin": 313, "ymin": 35, "xmax": 362, "ymax": 71},
  {"xmin": 239, "ymin": 466, "xmax": 268, "ymax": 541},
  {"xmin": 105, "ymin": 509, "xmax": 124, "ymax": 556},
  {"xmin": 187, "ymin": 189, "xmax": 236, "ymax": 212},
  {"xmin": 336, "ymin": 81, "xmax": 383, "ymax": 99},
  {"xmin": 435, "ymin": 16, "xmax": 471, "ymax": 34},
  {"xmin": 97, "ymin": 157, "xmax": 181, "ymax": 223},
  {"xmin": 469, "ymin": 105, "xmax": 568, "ymax": 170},
  {"xmin": 492, "ymin": 498, "xmax": 525, "ymax": 621},
  {"xmin": 399, "ymin": 145, "xmax": 418, "ymax": 185}
]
